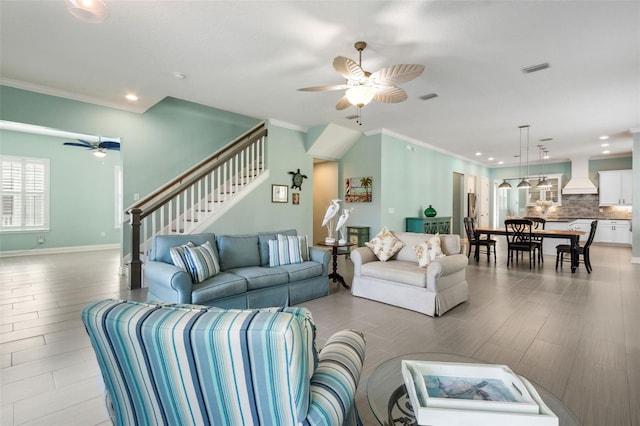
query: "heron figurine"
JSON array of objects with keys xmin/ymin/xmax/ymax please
[
  {"xmin": 336, "ymin": 207, "xmax": 353, "ymax": 244},
  {"xmin": 322, "ymin": 199, "xmax": 342, "ymax": 243}
]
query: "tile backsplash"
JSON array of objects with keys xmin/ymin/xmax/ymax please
[{"xmin": 526, "ymin": 194, "xmax": 632, "ymax": 220}]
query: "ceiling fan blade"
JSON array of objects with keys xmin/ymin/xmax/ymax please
[
  {"xmin": 63, "ymin": 139, "xmax": 94, "ymax": 149},
  {"xmin": 98, "ymin": 141, "xmax": 120, "ymax": 151},
  {"xmin": 335, "ymin": 96, "xmax": 352, "ymax": 111},
  {"xmin": 373, "ymin": 86, "xmax": 408, "ymax": 103},
  {"xmin": 297, "ymin": 84, "xmax": 349, "ymax": 92},
  {"xmin": 333, "ymin": 56, "xmax": 365, "ymax": 80},
  {"xmin": 372, "ymin": 64, "xmax": 425, "ymax": 86}
]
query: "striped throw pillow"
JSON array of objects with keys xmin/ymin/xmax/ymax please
[
  {"xmin": 169, "ymin": 241, "xmax": 195, "ymax": 270},
  {"xmin": 183, "ymin": 241, "xmax": 221, "ymax": 283},
  {"xmin": 269, "ymin": 234, "xmax": 308, "ymax": 266}
]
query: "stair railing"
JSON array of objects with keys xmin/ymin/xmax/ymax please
[{"xmin": 127, "ymin": 121, "xmax": 267, "ymax": 289}]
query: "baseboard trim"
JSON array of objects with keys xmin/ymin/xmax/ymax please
[{"xmin": 0, "ymin": 243, "xmax": 120, "ymax": 258}]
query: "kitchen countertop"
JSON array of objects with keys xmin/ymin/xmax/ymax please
[
  {"xmin": 547, "ymin": 216, "xmax": 631, "ymax": 222},
  {"xmin": 513, "ymin": 217, "xmax": 631, "ymax": 222}
]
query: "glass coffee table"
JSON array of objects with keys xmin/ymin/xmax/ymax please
[{"xmin": 367, "ymin": 352, "xmax": 581, "ymax": 426}]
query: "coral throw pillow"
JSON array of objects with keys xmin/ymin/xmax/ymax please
[{"xmin": 365, "ymin": 227, "xmax": 405, "ymax": 262}]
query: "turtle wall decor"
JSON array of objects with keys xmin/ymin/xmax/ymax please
[{"xmin": 289, "ymin": 168, "xmax": 308, "ymax": 190}]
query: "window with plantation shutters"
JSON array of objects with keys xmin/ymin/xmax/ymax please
[{"xmin": 1, "ymin": 156, "xmax": 49, "ymax": 231}]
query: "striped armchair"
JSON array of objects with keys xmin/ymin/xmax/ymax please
[{"xmin": 82, "ymin": 299, "xmax": 365, "ymax": 426}]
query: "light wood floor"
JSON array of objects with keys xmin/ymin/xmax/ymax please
[{"xmin": 1, "ymin": 242, "xmax": 638, "ymax": 425}]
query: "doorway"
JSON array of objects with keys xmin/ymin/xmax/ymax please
[
  {"xmin": 313, "ymin": 160, "xmax": 338, "ymax": 243},
  {"xmin": 452, "ymin": 172, "xmax": 464, "ymax": 237}
]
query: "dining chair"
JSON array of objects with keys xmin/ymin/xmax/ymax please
[
  {"xmin": 464, "ymin": 217, "xmax": 496, "ymax": 262},
  {"xmin": 524, "ymin": 216, "xmax": 546, "ymax": 263},
  {"xmin": 504, "ymin": 219, "xmax": 538, "ymax": 268},
  {"xmin": 556, "ymin": 220, "xmax": 598, "ymax": 273}
]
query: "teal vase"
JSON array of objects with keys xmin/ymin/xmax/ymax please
[{"xmin": 424, "ymin": 205, "xmax": 437, "ymax": 217}]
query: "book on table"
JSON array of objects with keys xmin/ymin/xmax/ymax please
[{"xmin": 401, "ymin": 360, "xmax": 559, "ymax": 426}]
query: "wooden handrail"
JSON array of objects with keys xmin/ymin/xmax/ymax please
[{"xmin": 127, "ymin": 121, "xmax": 267, "ymax": 218}]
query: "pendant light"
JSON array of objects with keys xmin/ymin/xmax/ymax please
[
  {"xmin": 498, "ymin": 179, "xmax": 512, "ymax": 189},
  {"xmin": 537, "ymin": 147, "xmax": 551, "ymax": 189},
  {"xmin": 517, "ymin": 125, "xmax": 531, "ymax": 189}
]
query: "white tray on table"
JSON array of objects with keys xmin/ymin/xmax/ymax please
[{"xmin": 401, "ymin": 360, "xmax": 559, "ymax": 426}]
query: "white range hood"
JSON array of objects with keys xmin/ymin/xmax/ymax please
[{"xmin": 562, "ymin": 156, "xmax": 598, "ymax": 195}]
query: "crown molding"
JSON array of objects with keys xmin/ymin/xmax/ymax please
[
  {"xmin": 268, "ymin": 118, "xmax": 308, "ymax": 133},
  {"xmin": 365, "ymin": 127, "xmax": 488, "ymax": 167},
  {"xmin": 1, "ymin": 78, "xmax": 149, "ymax": 114}
]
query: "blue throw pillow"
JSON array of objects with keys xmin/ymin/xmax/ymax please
[
  {"xmin": 183, "ymin": 241, "xmax": 221, "ymax": 283},
  {"xmin": 269, "ymin": 234, "xmax": 309, "ymax": 266},
  {"xmin": 169, "ymin": 242, "xmax": 195, "ymax": 270}
]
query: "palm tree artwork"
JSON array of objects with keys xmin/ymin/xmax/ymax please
[{"xmin": 344, "ymin": 176, "xmax": 372, "ymax": 203}]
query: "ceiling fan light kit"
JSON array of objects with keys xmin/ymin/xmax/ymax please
[
  {"xmin": 298, "ymin": 41, "xmax": 424, "ymax": 125},
  {"xmin": 345, "ymin": 86, "xmax": 377, "ymax": 107},
  {"xmin": 64, "ymin": 0, "xmax": 110, "ymax": 24}
]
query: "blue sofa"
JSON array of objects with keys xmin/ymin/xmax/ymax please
[
  {"xmin": 82, "ymin": 299, "xmax": 366, "ymax": 425},
  {"xmin": 144, "ymin": 229, "xmax": 331, "ymax": 308}
]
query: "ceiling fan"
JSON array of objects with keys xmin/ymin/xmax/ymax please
[
  {"xmin": 298, "ymin": 41, "xmax": 424, "ymax": 124},
  {"xmin": 63, "ymin": 138, "xmax": 120, "ymax": 157}
]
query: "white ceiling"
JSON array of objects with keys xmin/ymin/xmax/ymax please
[{"xmin": 1, "ymin": 1, "xmax": 638, "ymax": 167}]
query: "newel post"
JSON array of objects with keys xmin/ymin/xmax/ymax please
[{"xmin": 129, "ymin": 208, "xmax": 143, "ymax": 289}]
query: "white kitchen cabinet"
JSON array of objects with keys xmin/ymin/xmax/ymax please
[
  {"xmin": 595, "ymin": 220, "xmax": 631, "ymax": 245},
  {"xmin": 599, "ymin": 170, "xmax": 632, "ymax": 206},
  {"xmin": 526, "ymin": 174, "xmax": 562, "ymax": 206}
]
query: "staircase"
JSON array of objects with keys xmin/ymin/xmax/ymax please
[{"xmin": 127, "ymin": 121, "xmax": 268, "ymax": 289}]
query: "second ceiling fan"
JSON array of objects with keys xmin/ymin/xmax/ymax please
[{"xmin": 298, "ymin": 41, "xmax": 424, "ymax": 124}]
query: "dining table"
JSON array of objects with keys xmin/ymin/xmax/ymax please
[{"xmin": 474, "ymin": 226, "xmax": 586, "ymax": 273}]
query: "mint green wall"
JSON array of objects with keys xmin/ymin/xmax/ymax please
[
  {"xmin": 1, "ymin": 86, "xmax": 258, "ymax": 209},
  {"xmin": 338, "ymin": 134, "xmax": 382, "ymax": 232},
  {"xmin": 590, "ymin": 157, "xmax": 633, "ymax": 184},
  {"xmin": 0, "ymin": 129, "xmax": 120, "ymax": 251},
  {"xmin": 380, "ymin": 135, "xmax": 489, "ymax": 231},
  {"xmin": 339, "ymin": 132, "xmax": 490, "ymax": 233},
  {"xmin": 207, "ymin": 124, "xmax": 314, "ymax": 237},
  {"xmin": 1, "ymin": 86, "xmax": 259, "ymax": 253}
]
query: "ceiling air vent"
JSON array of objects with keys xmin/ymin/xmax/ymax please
[
  {"xmin": 419, "ymin": 93, "xmax": 439, "ymax": 101},
  {"xmin": 539, "ymin": 138, "xmax": 553, "ymax": 142},
  {"xmin": 345, "ymin": 114, "xmax": 359, "ymax": 120},
  {"xmin": 521, "ymin": 63, "xmax": 550, "ymax": 74}
]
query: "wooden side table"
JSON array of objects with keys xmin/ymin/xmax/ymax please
[{"xmin": 316, "ymin": 241, "xmax": 355, "ymax": 289}]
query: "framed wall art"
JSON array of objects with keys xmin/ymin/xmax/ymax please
[
  {"xmin": 344, "ymin": 176, "xmax": 372, "ymax": 203},
  {"xmin": 272, "ymin": 184, "xmax": 288, "ymax": 203}
]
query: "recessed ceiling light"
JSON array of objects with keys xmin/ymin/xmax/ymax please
[
  {"xmin": 601, "ymin": 143, "xmax": 610, "ymax": 147},
  {"xmin": 599, "ymin": 135, "xmax": 609, "ymax": 140},
  {"xmin": 126, "ymin": 94, "xmax": 138, "ymax": 101},
  {"xmin": 173, "ymin": 72, "xmax": 186, "ymax": 80},
  {"xmin": 602, "ymin": 150, "xmax": 610, "ymax": 154},
  {"xmin": 64, "ymin": 0, "xmax": 109, "ymax": 24},
  {"xmin": 475, "ymin": 152, "xmax": 482, "ymax": 156},
  {"xmin": 498, "ymin": 161, "xmax": 504, "ymax": 165},
  {"xmin": 488, "ymin": 157, "xmax": 494, "ymax": 161}
]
